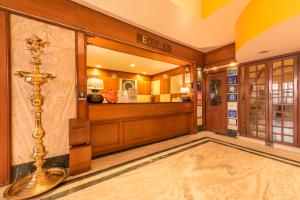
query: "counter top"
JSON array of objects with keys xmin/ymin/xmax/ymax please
[
  {"xmin": 88, "ymin": 102, "xmax": 192, "ymax": 105},
  {"xmin": 88, "ymin": 102, "xmax": 193, "ymax": 121}
]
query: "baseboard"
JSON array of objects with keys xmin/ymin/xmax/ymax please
[
  {"xmin": 11, "ymin": 154, "xmax": 69, "ymax": 181},
  {"xmin": 197, "ymin": 125, "xmax": 204, "ymax": 132}
]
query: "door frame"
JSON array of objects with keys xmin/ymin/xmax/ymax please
[
  {"xmin": 240, "ymin": 53, "xmax": 300, "ymax": 147},
  {"xmin": 267, "ymin": 55, "xmax": 298, "ymax": 147},
  {"xmin": 204, "ymin": 70, "xmax": 227, "ymax": 134},
  {"xmin": 244, "ymin": 62, "xmax": 269, "ymax": 142}
]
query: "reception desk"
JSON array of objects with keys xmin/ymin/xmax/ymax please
[{"xmin": 88, "ymin": 102, "xmax": 193, "ymax": 156}]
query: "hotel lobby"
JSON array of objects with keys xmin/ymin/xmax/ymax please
[{"xmin": 1, "ymin": 0, "xmax": 300, "ymax": 199}]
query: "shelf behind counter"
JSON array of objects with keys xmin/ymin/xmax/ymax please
[{"xmin": 88, "ymin": 102, "xmax": 194, "ymax": 156}]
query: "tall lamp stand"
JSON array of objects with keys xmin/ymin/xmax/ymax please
[{"xmin": 4, "ymin": 35, "xmax": 67, "ymax": 199}]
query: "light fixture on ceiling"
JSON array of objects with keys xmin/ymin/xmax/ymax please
[
  {"xmin": 163, "ymin": 74, "xmax": 168, "ymax": 79},
  {"xmin": 92, "ymin": 69, "xmax": 100, "ymax": 76},
  {"xmin": 130, "ymin": 63, "xmax": 136, "ymax": 67},
  {"xmin": 229, "ymin": 61, "xmax": 238, "ymax": 67},
  {"xmin": 96, "ymin": 64, "xmax": 102, "ymax": 68}
]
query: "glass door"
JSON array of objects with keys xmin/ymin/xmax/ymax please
[
  {"xmin": 269, "ymin": 57, "xmax": 298, "ymax": 145},
  {"xmin": 246, "ymin": 64, "xmax": 268, "ymax": 139}
]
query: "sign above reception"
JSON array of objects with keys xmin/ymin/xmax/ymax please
[{"xmin": 137, "ymin": 33, "xmax": 172, "ymax": 53}]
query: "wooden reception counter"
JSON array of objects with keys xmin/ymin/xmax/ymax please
[{"xmin": 88, "ymin": 102, "xmax": 193, "ymax": 156}]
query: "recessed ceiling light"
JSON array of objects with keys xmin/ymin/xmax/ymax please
[
  {"xmin": 258, "ymin": 50, "xmax": 269, "ymax": 54},
  {"xmin": 130, "ymin": 63, "xmax": 136, "ymax": 67},
  {"xmin": 96, "ymin": 64, "xmax": 102, "ymax": 68},
  {"xmin": 143, "ymin": 72, "xmax": 147, "ymax": 74}
]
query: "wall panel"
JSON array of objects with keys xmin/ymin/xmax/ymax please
[
  {"xmin": 0, "ymin": 10, "xmax": 11, "ymax": 186},
  {"xmin": 10, "ymin": 14, "xmax": 76, "ymax": 165}
]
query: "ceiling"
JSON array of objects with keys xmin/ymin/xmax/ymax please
[
  {"xmin": 87, "ymin": 45, "xmax": 179, "ymax": 75},
  {"xmin": 236, "ymin": 14, "xmax": 300, "ymax": 63},
  {"xmin": 72, "ymin": 0, "xmax": 249, "ymax": 52}
]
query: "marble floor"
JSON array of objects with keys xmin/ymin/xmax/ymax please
[{"xmin": 2, "ymin": 131, "xmax": 300, "ymax": 200}]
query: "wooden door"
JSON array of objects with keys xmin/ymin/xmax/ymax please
[
  {"xmin": 205, "ymin": 72, "xmax": 227, "ymax": 134},
  {"xmin": 269, "ymin": 56, "xmax": 298, "ymax": 146},
  {"xmin": 245, "ymin": 63, "xmax": 268, "ymax": 140}
]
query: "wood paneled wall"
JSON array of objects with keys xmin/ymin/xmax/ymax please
[
  {"xmin": 89, "ymin": 103, "xmax": 193, "ymax": 156},
  {"xmin": 86, "ymin": 68, "xmax": 151, "ymax": 95},
  {"xmin": 86, "ymin": 66, "xmax": 187, "ymax": 96},
  {"xmin": 152, "ymin": 66, "xmax": 184, "ymax": 94},
  {"xmin": 205, "ymin": 43, "xmax": 235, "ymax": 67},
  {"xmin": 77, "ymin": 32, "xmax": 88, "ymax": 119},
  {"xmin": 87, "ymin": 36, "xmax": 191, "ymax": 66},
  {"xmin": 0, "ymin": 10, "xmax": 11, "ymax": 186}
]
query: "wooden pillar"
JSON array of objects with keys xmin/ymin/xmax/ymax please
[
  {"xmin": 0, "ymin": 10, "xmax": 11, "ymax": 186},
  {"xmin": 76, "ymin": 32, "xmax": 88, "ymax": 119},
  {"xmin": 191, "ymin": 64, "xmax": 198, "ymax": 134}
]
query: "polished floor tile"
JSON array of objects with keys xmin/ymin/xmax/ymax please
[{"xmin": 2, "ymin": 131, "xmax": 300, "ymax": 200}]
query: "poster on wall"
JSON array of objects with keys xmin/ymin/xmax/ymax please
[
  {"xmin": 227, "ymin": 75, "xmax": 237, "ymax": 84},
  {"xmin": 197, "ymin": 82, "xmax": 201, "ymax": 91},
  {"xmin": 228, "ymin": 118, "xmax": 237, "ymax": 126},
  {"xmin": 228, "ymin": 110, "xmax": 237, "ymax": 118},
  {"xmin": 227, "ymin": 68, "xmax": 237, "ymax": 76},
  {"xmin": 228, "ymin": 94, "xmax": 237, "ymax": 102},
  {"xmin": 197, "ymin": 91, "xmax": 202, "ymax": 105},
  {"xmin": 128, "ymin": 89, "xmax": 137, "ymax": 103},
  {"xmin": 228, "ymin": 85, "xmax": 237, "ymax": 93},
  {"xmin": 228, "ymin": 102, "xmax": 237, "ymax": 110},
  {"xmin": 197, "ymin": 106, "xmax": 202, "ymax": 118}
]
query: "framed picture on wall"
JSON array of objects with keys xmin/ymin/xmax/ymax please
[
  {"xmin": 228, "ymin": 110, "xmax": 237, "ymax": 118},
  {"xmin": 121, "ymin": 79, "xmax": 136, "ymax": 90},
  {"xmin": 227, "ymin": 68, "xmax": 237, "ymax": 76},
  {"xmin": 197, "ymin": 82, "xmax": 201, "ymax": 91},
  {"xmin": 227, "ymin": 75, "xmax": 237, "ymax": 84},
  {"xmin": 197, "ymin": 91, "xmax": 202, "ymax": 105},
  {"xmin": 228, "ymin": 85, "xmax": 237, "ymax": 93},
  {"xmin": 228, "ymin": 118, "xmax": 237, "ymax": 125},
  {"xmin": 228, "ymin": 94, "xmax": 237, "ymax": 102}
]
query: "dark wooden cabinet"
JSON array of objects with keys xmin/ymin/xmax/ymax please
[{"xmin": 239, "ymin": 55, "xmax": 299, "ymax": 146}]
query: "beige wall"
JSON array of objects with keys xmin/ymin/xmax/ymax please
[{"xmin": 10, "ymin": 15, "xmax": 76, "ymax": 165}]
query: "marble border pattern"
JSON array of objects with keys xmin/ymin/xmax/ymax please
[{"xmin": 40, "ymin": 137, "xmax": 300, "ymax": 200}]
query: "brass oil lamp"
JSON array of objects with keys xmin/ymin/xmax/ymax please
[{"xmin": 4, "ymin": 35, "xmax": 67, "ymax": 199}]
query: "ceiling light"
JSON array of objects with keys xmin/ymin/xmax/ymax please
[
  {"xmin": 96, "ymin": 64, "xmax": 102, "ymax": 68},
  {"xmin": 258, "ymin": 50, "xmax": 269, "ymax": 54},
  {"xmin": 130, "ymin": 63, "xmax": 136, "ymax": 67},
  {"xmin": 229, "ymin": 62, "xmax": 238, "ymax": 67},
  {"xmin": 92, "ymin": 69, "xmax": 99, "ymax": 76}
]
